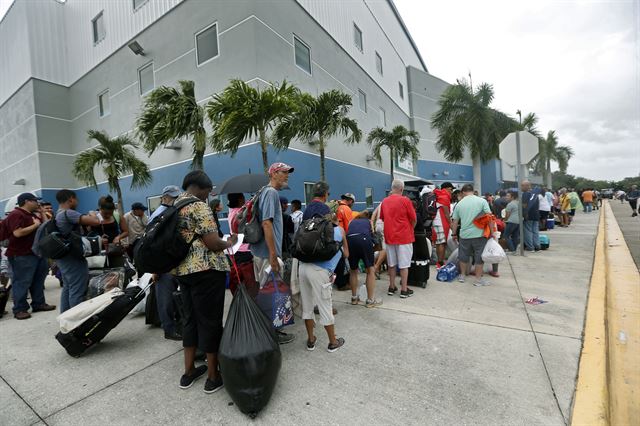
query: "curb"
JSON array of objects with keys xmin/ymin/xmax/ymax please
[{"xmin": 571, "ymin": 201, "xmax": 639, "ymax": 425}]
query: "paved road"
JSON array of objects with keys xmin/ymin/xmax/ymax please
[
  {"xmin": 608, "ymin": 199, "xmax": 640, "ymax": 270},
  {"xmin": 0, "ymin": 211, "xmax": 600, "ymax": 425}
]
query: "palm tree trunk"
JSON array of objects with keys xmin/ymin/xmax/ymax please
[
  {"xmin": 114, "ymin": 180, "xmax": 125, "ymax": 220},
  {"xmin": 319, "ymin": 137, "xmax": 326, "ymax": 182},
  {"xmin": 259, "ymin": 128, "xmax": 269, "ymax": 175},
  {"xmin": 192, "ymin": 129, "xmax": 206, "ymax": 170},
  {"xmin": 389, "ymin": 147, "xmax": 395, "ymax": 187},
  {"xmin": 472, "ymin": 154, "xmax": 482, "ymax": 194},
  {"xmin": 546, "ymin": 158, "xmax": 552, "ymax": 188}
]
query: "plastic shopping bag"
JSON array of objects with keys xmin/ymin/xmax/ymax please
[
  {"xmin": 482, "ymin": 238, "xmax": 506, "ymax": 264},
  {"xmin": 126, "ymin": 274, "xmax": 153, "ymax": 315},
  {"xmin": 219, "ymin": 284, "xmax": 282, "ymax": 418}
]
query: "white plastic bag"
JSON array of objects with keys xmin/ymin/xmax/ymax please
[
  {"xmin": 482, "ymin": 238, "xmax": 506, "ymax": 264},
  {"xmin": 447, "ymin": 248, "xmax": 459, "ymax": 265},
  {"xmin": 357, "ymin": 283, "xmax": 368, "ymax": 302},
  {"xmin": 127, "ymin": 273, "xmax": 153, "ymax": 315}
]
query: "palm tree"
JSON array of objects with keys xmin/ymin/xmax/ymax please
[
  {"xmin": 533, "ymin": 130, "xmax": 574, "ymax": 188},
  {"xmin": 431, "ymin": 80, "xmax": 514, "ymax": 193},
  {"xmin": 367, "ymin": 125, "xmax": 420, "ymax": 186},
  {"xmin": 516, "ymin": 110, "xmax": 541, "ymax": 138},
  {"xmin": 73, "ymin": 130, "xmax": 152, "ymax": 218},
  {"xmin": 206, "ymin": 79, "xmax": 300, "ymax": 174},
  {"xmin": 273, "ymin": 90, "xmax": 362, "ymax": 181},
  {"xmin": 136, "ymin": 80, "xmax": 208, "ymax": 170}
]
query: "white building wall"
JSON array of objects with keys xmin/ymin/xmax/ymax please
[
  {"xmin": 295, "ymin": 0, "xmax": 423, "ymax": 115},
  {"xmin": 0, "ymin": 1, "xmax": 32, "ymax": 107}
]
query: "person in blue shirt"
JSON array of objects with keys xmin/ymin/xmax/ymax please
[
  {"xmin": 302, "ymin": 181, "xmax": 331, "ymax": 221},
  {"xmin": 298, "ymin": 212, "xmax": 348, "ymax": 353},
  {"xmin": 521, "ymin": 181, "xmax": 541, "ymax": 251}
]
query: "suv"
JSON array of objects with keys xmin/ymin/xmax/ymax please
[{"xmin": 601, "ymin": 188, "xmax": 614, "ymax": 199}]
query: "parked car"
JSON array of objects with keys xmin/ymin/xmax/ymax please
[{"xmin": 601, "ymin": 188, "xmax": 615, "ymax": 199}]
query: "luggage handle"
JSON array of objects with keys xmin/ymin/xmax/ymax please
[{"xmin": 127, "ymin": 274, "xmax": 155, "ymax": 300}]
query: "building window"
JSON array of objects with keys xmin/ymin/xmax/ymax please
[
  {"xmin": 98, "ymin": 90, "xmax": 110, "ymax": 117},
  {"xmin": 378, "ymin": 107, "xmax": 386, "ymax": 127},
  {"xmin": 293, "ymin": 36, "xmax": 312, "ymax": 75},
  {"xmin": 138, "ymin": 62, "xmax": 154, "ymax": 95},
  {"xmin": 304, "ymin": 182, "xmax": 315, "ymax": 206},
  {"xmin": 353, "ymin": 23, "xmax": 363, "ymax": 52},
  {"xmin": 195, "ymin": 23, "xmax": 219, "ymax": 66},
  {"xmin": 375, "ymin": 52, "xmax": 383, "ymax": 75},
  {"xmin": 365, "ymin": 187, "xmax": 374, "ymax": 209},
  {"xmin": 92, "ymin": 12, "xmax": 105, "ymax": 44},
  {"xmin": 358, "ymin": 89, "xmax": 367, "ymax": 113},
  {"xmin": 399, "ymin": 82, "xmax": 404, "ymax": 99},
  {"xmin": 133, "ymin": 0, "xmax": 148, "ymax": 10}
]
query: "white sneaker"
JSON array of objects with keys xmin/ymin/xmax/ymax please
[
  {"xmin": 456, "ymin": 274, "xmax": 465, "ymax": 283},
  {"xmin": 473, "ymin": 278, "xmax": 491, "ymax": 287}
]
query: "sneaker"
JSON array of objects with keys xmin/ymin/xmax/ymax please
[
  {"xmin": 179, "ymin": 365, "xmax": 207, "ymax": 389},
  {"xmin": 203, "ymin": 376, "xmax": 224, "ymax": 394},
  {"xmin": 435, "ymin": 262, "xmax": 444, "ymax": 269},
  {"xmin": 306, "ymin": 337, "xmax": 317, "ymax": 351},
  {"xmin": 32, "ymin": 303, "xmax": 56, "ymax": 312},
  {"xmin": 351, "ymin": 296, "xmax": 359, "ymax": 305},
  {"xmin": 387, "ymin": 286, "xmax": 398, "ymax": 296},
  {"xmin": 399, "ymin": 289, "xmax": 414, "ymax": 298},
  {"xmin": 488, "ymin": 271, "xmax": 500, "ymax": 278},
  {"xmin": 327, "ymin": 337, "xmax": 345, "ymax": 353},
  {"xmin": 473, "ymin": 278, "xmax": 491, "ymax": 287},
  {"xmin": 365, "ymin": 299, "xmax": 383, "ymax": 308},
  {"xmin": 276, "ymin": 330, "xmax": 295, "ymax": 345},
  {"xmin": 164, "ymin": 331, "xmax": 183, "ymax": 341},
  {"xmin": 632, "ymin": 212, "xmax": 638, "ymax": 217},
  {"xmin": 457, "ymin": 274, "xmax": 465, "ymax": 283}
]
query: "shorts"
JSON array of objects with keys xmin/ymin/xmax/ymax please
[
  {"xmin": 458, "ymin": 237, "xmax": 488, "ymax": 264},
  {"xmin": 347, "ymin": 234, "xmax": 375, "ymax": 270},
  {"xmin": 433, "ymin": 224, "xmax": 446, "ymax": 244},
  {"xmin": 299, "ymin": 262, "xmax": 334, "ymax": 326},
  {"xmin": 386, "ymin": 243, "xmax": 413, "ymax": 269}
]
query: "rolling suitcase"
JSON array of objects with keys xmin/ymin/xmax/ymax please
[
  {"xmin": 408, "ymin": 260, "xmax": 429, "ymax": 288},
  {"xmin": 55, "ymin": 280, "xmax": 153, "ymax": 357}
]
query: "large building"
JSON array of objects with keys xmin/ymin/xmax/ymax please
[{"xmin": 0, "ymin": 0, "xmax": 477, "ymax": 218}]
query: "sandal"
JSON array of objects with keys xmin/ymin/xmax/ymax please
[{"xmin": 351, "ymin": 296, "xmax": 359, "ymax": 305}]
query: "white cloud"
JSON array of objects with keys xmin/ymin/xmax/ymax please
[{"xmin": 394, "ymin": 0, "xmax": 639, "ymax": 180}]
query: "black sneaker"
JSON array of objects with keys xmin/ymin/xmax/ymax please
[
  {"xmin": 387, "ymin": 286, "xmax": 398, "ymax": 296},
  {"xmin": 327, "ymin": 337, "xmax": 345, "ymax": 353},
  {"xmin": 306, "ymin": 337, "xmax": 317, "ymax": 351},
  {"xmin": 179, "ymin": 365, "xmax": 207, "ymax": 389},
  {"xmin": 164, "ymin": 331, "xmax": 182, "ymax": 341},
  {"xmin": 277, "ymin": 330, "xmax": 295, "ymax": 345},
  {"xmin": 204, "ymin": 376, "xmax": 224, "ymax": 394},
  {"xmin": 400, "ymin": 289, "xmax": 414, "ymax": 299}
]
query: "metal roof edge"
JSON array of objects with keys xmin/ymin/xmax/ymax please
[{"xmin": 385, "ymin": 0, "xmax": 428, "ymax": 73}]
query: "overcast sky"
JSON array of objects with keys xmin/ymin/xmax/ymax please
[
  {"xmin": 1, "ymin": 0, "xmax": 637, "ymax": 180},
  {"xmin": 395, "ymin": 0, "xmax": 639, "ymax": 181}
]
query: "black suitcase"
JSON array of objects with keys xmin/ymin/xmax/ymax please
[
  {"xmin": 55, "ymin": 284, "xmax": 150, "ymax": 357},
  {"xmin": 145, "ymin": 285, "xmax": 161, "ymax": 327},
  {"xmin": 408, "ymin": 261, "xmax": 429, "ymax": 288},
  {"xmin": 0, "ymin": 285, "xmax": 10, "ymax": 318}
]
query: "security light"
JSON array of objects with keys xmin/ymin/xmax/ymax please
[{"xmin": 128, "ymin": 41, "xmax": 145, "ymax": 56}]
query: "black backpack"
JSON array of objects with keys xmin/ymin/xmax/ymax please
[
  {"xmin": 232, "ymin": 186, "xmax": 267, "ymax": 244},
  {"xmin": 420, "ymin": 192, "xmax": 438, "ymax": 226},
  {"xmin": 290, "ymin": 217, "xmax": 340, "ymax": 263},
  {"xmin": 134, "ymin": 198, "xmax": 200, "ymax": 274}
]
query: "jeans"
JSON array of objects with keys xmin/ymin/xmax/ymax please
[
  {"xmin": 8, "ymin": 254, "xmax": 48, "ymax": 314},
  {"xmin": 584, "ymin": 202, "xmax": 593, "ymax": 213},
  {"xmin": 503, "ymin": 222, "xmax": 520, "ymax": 252},
  {"xmin": 156, "ymin": 273, "xmax": 178, "ymax": 334},
  {"xmin": 523, "ymin": 220, "xmax": 540, "ymax": 251},
  {"xmin": 57, "ymin": 255, "xmax": 89, "ymax": 313}
]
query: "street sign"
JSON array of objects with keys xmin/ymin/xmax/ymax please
[{"xmin": 499, "ymin": 131, "xmax": 539, "ymax": 165}]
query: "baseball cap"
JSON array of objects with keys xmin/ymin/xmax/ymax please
[
  {"xmin": 341, "ymin": 193, "xmax": 356, "ymax": 202},
  {"xmin": 131, "ymin": 202, "xmax": 148, "ymax": 211},
  {"xmin": 17, "ymin": 193, "xmax": 40, "ymax": 206},
  {"xmin": 268, "ymin": 162, "xmax": 294, "ymax": 175},
  {"xmin": 161, "ymin": 185, "xmax": 181, "ymax": 198},
  {"xmin": 441, "ymin": 182, "xmax": 454, "ymax": 189}
]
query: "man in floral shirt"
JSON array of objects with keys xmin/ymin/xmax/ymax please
[{"xmin": 174, "ymin": 171, "xmax": 237, "ymax": 395}]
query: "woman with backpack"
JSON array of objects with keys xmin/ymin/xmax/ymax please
[{"xmin": 347, "ymin": 211, "xmax": 382, "ymax": 308}]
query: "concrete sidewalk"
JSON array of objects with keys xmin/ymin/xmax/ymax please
[{"xmin": 0, "ymin": 211, "xmax": 599, "ymax": 426}]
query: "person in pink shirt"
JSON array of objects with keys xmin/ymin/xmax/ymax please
[{"xmin": 380, "ymin": 180, "xmax": 417, "ymax": 298}]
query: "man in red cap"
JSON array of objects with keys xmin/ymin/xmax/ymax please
[
  {"xmin": 4, "ymin": 193, "xmax": 56, "ymax": 319},
  {"xmin": 251, "ymin": 162, "xmax": 295, "ymax": 344}
]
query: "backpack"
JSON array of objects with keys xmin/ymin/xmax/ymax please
[
  {"xmin": 231, "ymin": 186, "xmax": 267, "ymax": 245},
  {"xmin": 420, "ymin": 192, "xmax": 438, "ymax": 226},
  {"xmin": 133, "ymin": 197, "xmax": 200, "ymax": 274},
  {"xmin": 290, "ymin": 217, "xmax": 340, "ymax": 263},
  {"xmin": 36, "ymin": 220, "xmax": 72, "ymax": 260}
]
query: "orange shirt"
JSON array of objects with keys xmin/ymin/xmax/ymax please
[
  {"xmin": 336, "ymin": 202, "xmax": 353, "ymax": 232},
  {"xmin": 582, "ymin": 191, "xmax": 593, "ymax": 203}
]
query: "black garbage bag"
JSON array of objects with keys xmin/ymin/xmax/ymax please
[{"xmin": 219, "ymin": 283, "xmax": 282, "ymax": 418}]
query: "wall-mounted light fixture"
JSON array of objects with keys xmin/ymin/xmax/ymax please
[
  {"xmin": 365, "ymin": 155, "xmax": 375, "ymax": 162},
  {"xmin": 459, "ymin": 174, "xmax": 465, "ymax": 179},
  {"xmin": 443, "ymin": 170, "xmax": 450, "ymax": 176},
  {"xmin": 128, "ymin": 41, "xmax": 145, "ymax": 56},
  {"xmin": 432, "ymin": 172, "xmax": 439, "ymax": 177},
  {"xmin": 164, "ymin": 140, "xmax": 181, "ymax": 150},
  {"xmin": 13, "ymin": 178, "xmax": 26, "ymax": 185}
]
